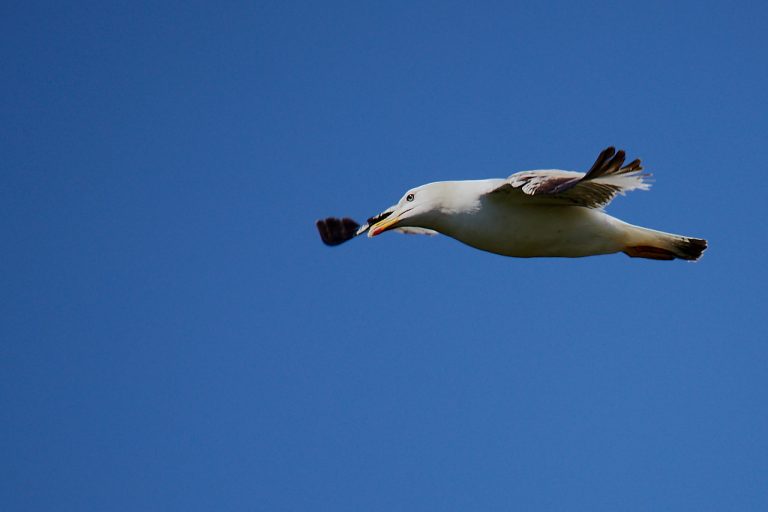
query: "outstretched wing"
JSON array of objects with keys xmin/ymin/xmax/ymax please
[{"xmin": 486, "ymin": 147, "xmax": 651, "ymax": 209}]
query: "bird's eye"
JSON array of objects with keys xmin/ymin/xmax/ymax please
[{"xmin": 406, "ymin": 193, "xmax": 415, "ymax": 202}]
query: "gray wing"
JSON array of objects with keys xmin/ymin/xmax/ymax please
[{"xmin": 486, "ymin": 147, "xmax": 651, "ymax": 209}]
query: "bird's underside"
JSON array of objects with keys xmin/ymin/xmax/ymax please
[{"xmin": 316, "ymin": 147, "xmax": 707, "ymax": 261}]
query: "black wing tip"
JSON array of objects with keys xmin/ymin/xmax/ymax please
[
  {"xmin": 621, "ymin": 158, "xmax": 643, "ymax": 173},
  {"xmin": 586, "ymin": 146, "xmax": 642, "ymax": 178},
  {"xmin": 316, "ymin": 217, "xmax": 360, "ymax": 246},
  {"xmin": 584, "ymin": 147, "xmax": 615, "ymax": 178}
]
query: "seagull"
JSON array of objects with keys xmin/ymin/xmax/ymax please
[{"xmin": 316, "ymin": 147, "xmax": 707, "ymax": 261}]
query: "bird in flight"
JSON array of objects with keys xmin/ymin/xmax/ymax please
[{"xmin": 316, "ymin": 147, "xmax": 707, "ymax": 261}]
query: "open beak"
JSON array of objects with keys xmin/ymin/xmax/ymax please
[
  {"xmin": 368, "ymin": 211, "xmax": 401, "ymax": 237},
  {"xmin": 367, "ymin": 205, "xmax": 416, "ymax": 237}
]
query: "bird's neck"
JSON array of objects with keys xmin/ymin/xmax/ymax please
[{"xmin": 420, "ymin": 180, "xmax": 493, "ymax": 231}]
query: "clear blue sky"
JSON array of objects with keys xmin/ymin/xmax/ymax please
[{"xmin": 3, "ymin": 1, "xmax": 767, "ymax": 510}]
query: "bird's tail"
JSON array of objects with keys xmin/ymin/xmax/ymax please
[{"xmin": 622, "ymin": 225, "xmax": 707, "ymax": 261}]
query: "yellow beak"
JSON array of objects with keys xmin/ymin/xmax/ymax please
[{"xmin": 368, "ymin": 213, "xmax": 401, "ymax": 237}]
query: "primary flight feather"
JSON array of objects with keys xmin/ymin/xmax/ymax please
[{"xmin": 316, "ymin": 147, "xmax": 707, "ymax": 261}]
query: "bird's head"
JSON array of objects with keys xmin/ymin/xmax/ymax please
[
  {"xmin": 368, "ymin": 181, "xmax": 475, "ymax": 237},
  {"xmin": 367, "ymin": 183, "xmax": 440, "ymax": 237}
]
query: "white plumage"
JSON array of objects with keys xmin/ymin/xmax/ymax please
[{"xmin": 317, "ymin": 147, "xmax": 707, "ymax": 261}]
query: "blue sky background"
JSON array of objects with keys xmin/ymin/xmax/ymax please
[{"xmin": 3, "ymin": 1, "xmax": 767, "ymax": 510}]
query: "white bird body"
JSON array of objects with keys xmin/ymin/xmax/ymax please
[
  {"xmin": 317, "ymin": 148, "xmax": 707, "ymax": 261},
  {"xmin": 384, "ymin": 179, "xmax": 646, "ymax": 258}
]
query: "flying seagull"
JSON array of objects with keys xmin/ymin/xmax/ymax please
[{"xmin": 316, "ymin": 147, "xmax": 707, "ymax": 261}]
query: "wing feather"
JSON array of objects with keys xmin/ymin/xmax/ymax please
[{"xmin": 486, "ymin": 147, "xmax": 651, "ymax": 208}]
